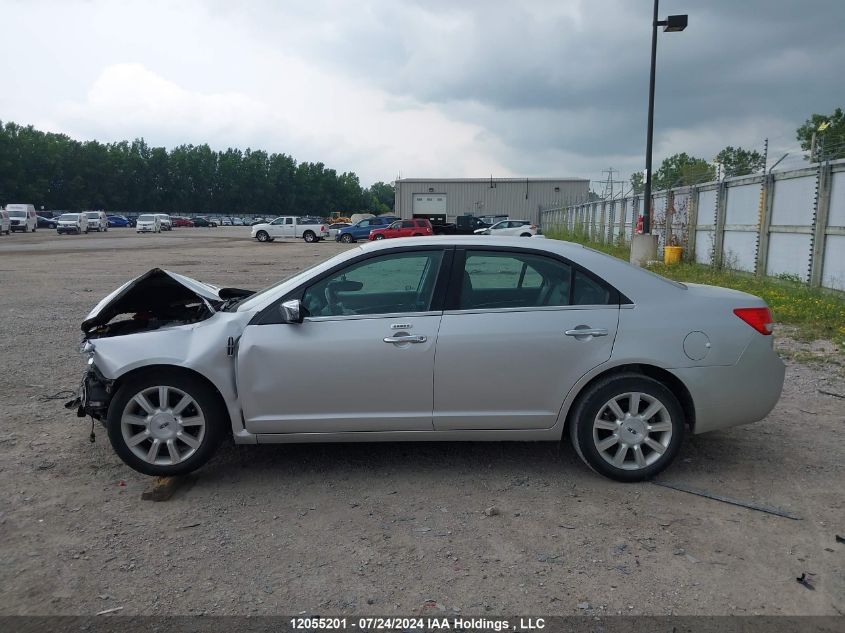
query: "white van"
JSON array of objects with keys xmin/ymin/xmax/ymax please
[
  {"xmin": 6, "ymin": 204, "xmax": 38, "ymax": 233},
  {"xmin": 136, "ymin": 214, "xmax": 162, "ymax": 233},
  {"xmin": 84, "ymin": 211, "xmax": 109, "ymax": 232},
  {"xmin": 0, "ymin": 209, "xmax": 10, "ymax": 235},
  {"xmin": 57, "ymin": 213, "xmax": 89, "ymax": 235}
]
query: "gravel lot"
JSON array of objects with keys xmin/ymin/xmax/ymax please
[{"xmin": 0, "ymin": 228, "xmax": 843, "ymax": 616}]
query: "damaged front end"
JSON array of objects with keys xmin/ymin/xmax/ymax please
[{"xmin": 66, "ymin": 268, "xmax": 253, "ymax": 420}]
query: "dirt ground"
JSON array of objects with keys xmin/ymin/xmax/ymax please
[{"xmin": 0, "ymin": 228, "xmax": 843, "ymax": 616}]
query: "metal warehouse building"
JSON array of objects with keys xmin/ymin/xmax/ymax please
[{"xmin": 395, "ymin": 177, "xmax": 590, "ymax": 225}]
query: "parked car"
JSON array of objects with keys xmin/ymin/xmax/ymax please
[
  {"xmin": 369, "ymin": 219, "xmax": 434, "ymax": 240},
  {"xmin": 107, "ymin": 215, "xmax": 132, "ymax": 228},
  {"xmin": 84, "ymin": 211, "xmax": 109, "ymax": 232},
  {"xmin": 220, "ymin": 217, "xmax": 233, "ymax": 226},
  {"xmin": 232, "ymin": 217, "xmax": 244, "ymax": 226},
  {"xmin": 0, "ymin": 209, "xmax": 10, "ymax": 235},
  {"xmin": 475, "ymin": 219, "xmax": 537, "ymax": 237},
  {"xmin": 172, "ymin": 217, "xmax": 195, "ymax": 228},
  {"xmin": 335, "ymin": 216, "xmax": 399, "ymax": 243},
  {"xmin": 251, "ymin": 216, "xmax": 330, "ymax": 243},
  {"xmin": 155, "ymin": 214, "xmax": 173, "ymax": 231},
  {"xmin": 57, "ymin": 213, "xmax": 89, "ymax": 234},
  {"xmin": 136, "ymin": 214, "xmax": 161, "ymax": 233},
  {"xmin": 37, "ymin": 215, "xmax": 58, "ymax": 229},
  {"xmin": 411, "ymin": 214, "xmax": 490, "ymax": 235},
  {"xmin": 327, "ymin": 222, "xmax": 351, "ymax": 240},
  {"xmin": 68, "ymin": 237, "xmax": 785, "ymax": 482},
  {"xmin": 192, "ymin": 216, "xmax": 217, "ymax": 227},
  {"xmin": 7, "ymin": 204, "xmax": 38, "ymax": 233}
]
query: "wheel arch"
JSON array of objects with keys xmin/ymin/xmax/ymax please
[
  {"xmin": 562, "ymin": 363, "xmax": 696, "ymax": 435},
  {"xmin": 108, "ymin": 364, "xmax": 233, "ymax": 428}
]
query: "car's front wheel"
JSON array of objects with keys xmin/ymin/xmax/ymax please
[
  {"xmin": 569, "ymin": 373, "xmax": 685, "ymax": 482},
  {"xmin": 256, "ymin": 230, "xmax": 270, "ymax": 242},
  {"xmin": 374, "ymin": 234, "xmax": 385, "ymax": 240},
  {"xmin": 340, "ymin": 233, "xmax": 353, "ymax": 243},
  {"xmin": 107, "ymin": 370, "xmax": 226, "ymax": 476}
]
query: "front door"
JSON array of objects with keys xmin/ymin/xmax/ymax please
[
  {"xmin": 237, "ymin": 248, "xmax": 449, "ymax": 434},
  {"xmin": 433, "ymin": 249, "xmax": 619, "ymax": 430}
]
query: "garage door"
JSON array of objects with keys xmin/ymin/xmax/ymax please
[{"xmin": 413, "ymin": 193, "xmax": 447, "ymax": 215}]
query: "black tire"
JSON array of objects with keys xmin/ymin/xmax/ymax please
[
  {"xmin": 256, "ymin": 230, "xmax": 270, "ymax": 243},
  {"xmin": 340, "ymin": 233, "xmax": 353, "ymax": 243},
  {"xmin": 520, "ymin": 232, "xmax": 533, "ymax": 237},
  {"xmin": 374, "ymin": 234, "xmax": 385, "ymax": 240},
  {"xmin": 106, "ymin": 369, "xmax": 227, "ymax": 476},
  {"xmin": 412, "ymin": 233, "xmax": 422, "ymax": 237},
  {"xmin": 303, "ymin": 230, "xmax": 316, "ymax": 243},
  {"xmin": 568, "ymin": 373, "xmax": 685, "ymax": 482}
]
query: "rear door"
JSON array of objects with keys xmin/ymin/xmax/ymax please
[{"xmin": 433, "ymin": 247, "xmax": 620, "ymax": 430}]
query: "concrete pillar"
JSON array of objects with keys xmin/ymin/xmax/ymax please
[{"xmin": 810, "ymin": 163, "xmax": 833, "ymax": 287}]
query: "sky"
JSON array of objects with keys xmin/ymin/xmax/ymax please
[{"xmin": 1, "ymin": 0, "xmax": 843, "ymax": 187}]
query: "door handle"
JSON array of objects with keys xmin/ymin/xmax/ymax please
[
  {"xmin": 565, "ymin": 328, "xmax": 608, "ymax": 337},
  {"xmin": 383, "ymin": 335, "xmax": 427, "ymax": 344}
]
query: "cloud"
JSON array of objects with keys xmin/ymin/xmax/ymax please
[{"xmin": 1, "ymin": 0, "xmax": 843, "ymax": 186}]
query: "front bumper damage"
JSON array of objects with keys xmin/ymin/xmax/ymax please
[{"xmin": 65, "ymin": 362, "xmax": 114, "ymax": 423}]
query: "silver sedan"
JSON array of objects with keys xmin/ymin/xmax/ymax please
[{"xmin": 69, "ymin": 237, "xmax": 785, "ymax": 481}]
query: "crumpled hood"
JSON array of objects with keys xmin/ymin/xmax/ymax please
[{"xmin": 81, "ymin": 268, "xmax": 225, "ymax": 334}]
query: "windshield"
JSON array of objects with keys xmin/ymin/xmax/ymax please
[
  {"xmin": 59, "ymin": 214, "xmax": 79, "ymax": 221},
  {"xmin": 9, "ymin": 210, "xmax": 26, "ymax": 217},
  {"xmin": 138, "ymin": 215, "xmax": 156, "ymax": 221}
]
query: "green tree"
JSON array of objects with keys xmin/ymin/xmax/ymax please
[
  {"xmin": 653, "ymin": 153, "xmax": 715, "ymax": 189},
  {"xmin": 796, "ymin": 107, "xmax": 845, "ymax": 161},
  {"xmin": 715, "ymin": 146, "xmax": 764, "ymax": 177},
  {"xmin": 629, "ymin": 171, "xmax": 644, "ymax": 194},
  {"xmin": 0, "ymin": 119, "xmax": 387, "ymax": 216}
]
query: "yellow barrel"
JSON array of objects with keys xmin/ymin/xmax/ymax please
[{"xmin": 663, "ymin": 245, "xmax": 683, "ymax": 265}]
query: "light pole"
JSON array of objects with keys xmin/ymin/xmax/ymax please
[{"xmin": 632, "ymin": 0, "xmax": 687, "ymax": 265}]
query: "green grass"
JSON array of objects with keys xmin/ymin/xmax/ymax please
[
  {"xmin": 545, "ymin": 228, "xmax": 845, "ymax": 342},
  {"xmin": 544, "ymin": 227, "xmax": 630, "ymax": 260}
]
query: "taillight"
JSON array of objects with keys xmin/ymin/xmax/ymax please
[
  {"xmin": 321, "ymin": 225, "xmax": 326, "ymax": 231},
  {"xmin": 530, "ymin": 225, "xmax": 537, "ymax": 229},
  {"xmin": 733, "ymin": 307, "xmax": 773, "ymax": 335}
]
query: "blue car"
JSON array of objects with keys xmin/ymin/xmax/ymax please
[
  {"xmin": 107, "ymin": 215, "xmax": 132, "ymax": 228},
  {"xmin": 335, "ymin": 216, "xmax": 399, "ymax": 243}
]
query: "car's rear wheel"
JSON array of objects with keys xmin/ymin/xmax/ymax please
[
  {"xmin": 340, "ymin": 234, "xmax": 353, "ymax": 243},
  {"xmin": 520, "ymin": 232, "xmax": 533, "ymax": 237},
  {"xmin": 107, "ymin": 370, "xmax": 226, "ymax": 476},
  {"xmin": 303, "ymin": 231, "xmax": 316, "ymax": 243},
  {"xmin": 256, "ymin": 230, "xmax": 270, "ymax": 242},
  {"xmin": 569, "ymin": 373, "xmax": 684, "ymax": 482}
]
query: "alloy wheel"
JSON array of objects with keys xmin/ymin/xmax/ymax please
[
  {"xmin": 120, "ymin": 385, "xmax": 206, "ymax": 466},
  {"xmin": 592, "ymin": 391, "xmax": 672, "ymax": 471}
]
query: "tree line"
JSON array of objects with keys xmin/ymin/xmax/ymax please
[
  {"xmin": 629, "ymin": 107, "xmax": 845, "ymax": 194},
  {"xmin": 0, "ymin": 121, "xmax": 395, "ymax": 215}
]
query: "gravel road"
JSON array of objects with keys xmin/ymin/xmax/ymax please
[{"xmin": 0, "ymin": 228, "xmax": 843, "ymax": 616}]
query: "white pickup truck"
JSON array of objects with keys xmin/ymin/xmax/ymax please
[{"xmin": 250, "ymin": 216, "xmax": 330, "ymax": 243}]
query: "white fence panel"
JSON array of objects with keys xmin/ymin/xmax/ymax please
[
  {"xmin": 695, "ymin": 230, "xmax": 714, "ymax": 264},
  {"xmin": 771, "ymin": 175, "xmax": 816, "ymax": 225},
  {"xmin": 725, "ymin": 183, "xmax": 761, "ymax": 225},
  {"xmin": 822, "ymin": 235, "xmax": 845, "ymax": 290},
  {"xmin": 766, "ymin": 233, "xmax": 811, "ymax": 281},
  {"xmin": 829, "ymin": 170, "xmax": 845, "ymax": 227},
  {"xmin": 722, "ymin": 232, "xmax": 758, "ymax": 271}
]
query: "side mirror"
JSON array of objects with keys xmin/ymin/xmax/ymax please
[{"xmin": 280, "ymin": 299, "xmax": 304, "ymax": 324}]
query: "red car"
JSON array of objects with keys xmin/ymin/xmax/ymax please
[
  {"xmin": 368, "ymin": 219, "xmax": 433, "ymax": 240},
  {"xmin": 172, "ymin": 217, "xmax": 195, "ymax": 227}
]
